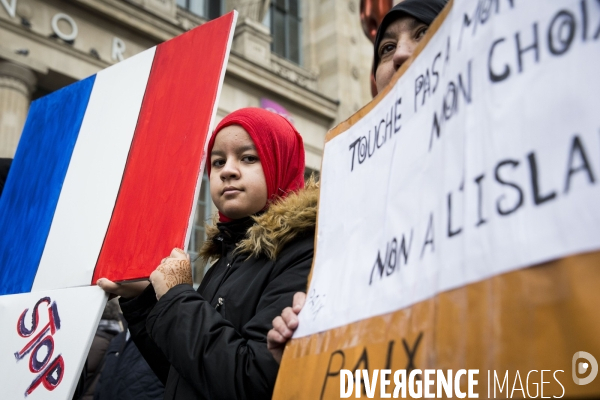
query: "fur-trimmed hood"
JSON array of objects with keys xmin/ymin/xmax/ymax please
[{"xmin": 199, "ymin": 178, "xmax": 318, "ymax": 262}]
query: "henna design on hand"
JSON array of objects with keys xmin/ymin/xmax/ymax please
[{"xmin": 156, "ymin": 259, "xmax": 193, "ymax": 290}]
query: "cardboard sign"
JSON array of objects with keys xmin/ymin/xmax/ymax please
[
  {"xmin": 0, "ymin": 286, "xmax": 107, "ymax": 399},
  {"xmin": 274, "ymin": 0, "xmax": 600, "ymax": 398},
  {"xmin": 0, "ymin": 12, "xmax": 237, "ymax": 295}
]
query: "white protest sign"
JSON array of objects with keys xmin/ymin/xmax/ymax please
[
  {"xmin": 296, "ymin": 0, "xmax": 600, "ymax": 338},
  {"xmin": 0, "ymin": 286, "xmax": 107, "ymax": 399}
]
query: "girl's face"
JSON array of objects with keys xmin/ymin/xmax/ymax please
[
  {"xmin": 375, "ymin": 15, "xmax": 428, "ymax": 93},
  {"xmin": 209, "ymin": 125, "xmax": 268, "ymax": 220}
]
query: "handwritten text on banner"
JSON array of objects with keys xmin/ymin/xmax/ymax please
[{"xmin": 295, "ymin": 0, "xmax": 600, "ymax": 337}]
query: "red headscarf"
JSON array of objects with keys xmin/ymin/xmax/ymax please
[{"xmin": 206, "ymin": 108, "xmax": 305, "ymax": 222}]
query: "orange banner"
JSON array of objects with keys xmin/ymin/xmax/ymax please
[
  {"xmin": 273, "ymin": 0, "xmax": 600, "ymax": 397},
  {"xmin": 274, "ymin": 252, "xmax": 600, "ymax": 399}
]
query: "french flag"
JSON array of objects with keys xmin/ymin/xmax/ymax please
[{"xmin": 0, "ymin": 12, "xmax": 237, "ymax": 296}]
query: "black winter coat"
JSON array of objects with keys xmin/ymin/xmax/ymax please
[
  {"xmin": 94, "ymin": 331, "xmax": 165, "ymax": 400},
  {"xmin": 120, "ymin": 183, "xmax": 317, "ymax": 400}
]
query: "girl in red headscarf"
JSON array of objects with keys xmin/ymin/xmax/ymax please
[{"xmin": 98, "ymin": 108, "xmax": 317, "ymax": 400}]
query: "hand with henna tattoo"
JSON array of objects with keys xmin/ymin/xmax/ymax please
[{"xmin": 150, "ymin": 248, "xmax": 193, "ymax": 300}]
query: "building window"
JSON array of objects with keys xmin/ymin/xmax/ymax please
[
  {"xmin": 188, "ymin": 172, "xmax": 212, "ymax": 284},
  {"xmin": 177, "ymin": 0, "xmax": 222, "ymax": 20},
  {"xmin": 269, "ymin": 0, "xmax": 301, "ymax": 64},
  {"xmin": 304, "ymin": 167, "xmax": 319, "ymax": 182}
]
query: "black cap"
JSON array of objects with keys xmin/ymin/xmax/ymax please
[{"xmin": 373, "ymin": 0, "xmax": 448, "ymax": 76}]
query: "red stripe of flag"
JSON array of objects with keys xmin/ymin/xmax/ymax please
[{"xmin": 92, "ymin": 12, "xmax": 234, "ymax": 283}]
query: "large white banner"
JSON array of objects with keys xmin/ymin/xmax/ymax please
[{"xmin": 296, "ymin": 0, "xmax": 600, "ymax": 337}]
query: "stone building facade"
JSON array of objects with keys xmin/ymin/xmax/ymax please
[{"xmin": 0, "ymin": 0, "xmax": 373, "ymax": 279}]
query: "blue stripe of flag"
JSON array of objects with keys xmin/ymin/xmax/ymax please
[{"xmin": 0, "ymin": 75, "xmax": 96, "ymax": 295}]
